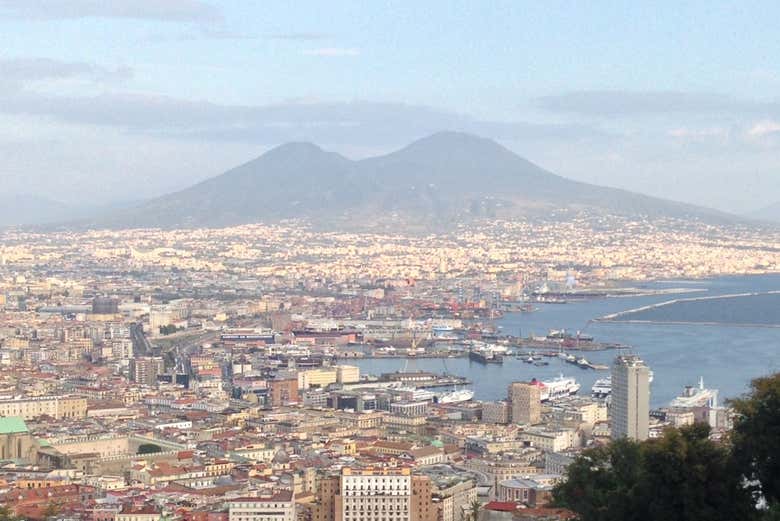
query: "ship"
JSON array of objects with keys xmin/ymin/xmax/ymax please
[
  {"xmin": 436, "ymin": 389, "xmax": 475, "ymax": 404},
  {"xmin": 591, "ymin": 376, "xmax": 612, "ymax": 398},
  {"xmin": 469, "ymin": 349, "xmax": 506, "ymax": 364},
  {"xmin": 530, "ymin": 375, "xmax": 581, "ymax": 402}
]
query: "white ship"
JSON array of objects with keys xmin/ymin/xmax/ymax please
[
  {"xmin": 437, "ymin": 389, "xmax": 475, "ymax": 404},
  {"xmin": 531, "ymin": 375, "xmax": 581, "ymax": 402},
  {"xmin": 591, "ymin": 376, "xmax": 612, "ymax": 398}
]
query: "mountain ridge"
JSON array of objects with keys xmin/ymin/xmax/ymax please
[{"xmin": 88, "ymin": 131, "xmax": 737, "ymax": 230}]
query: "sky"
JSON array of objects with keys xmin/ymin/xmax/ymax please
[{"xmin": 1, "ymin": 0, "xmax": 779, "ymax": 213}]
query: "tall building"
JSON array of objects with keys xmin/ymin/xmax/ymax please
[
  {"xmin": 130, "ymin": 356, "xmax": 165, "ymax": 387},
  {"xmin": 508, "ymin": 382, "xmax": 541, "ymax": 425},
  {"xmin": 611, "ymin": 355, "xmax": 650, "ymax": 441}
]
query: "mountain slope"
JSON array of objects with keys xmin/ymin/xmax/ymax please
[{"xmin": 99, "ymin": 132, "xmax": 735, "ymax": 229}]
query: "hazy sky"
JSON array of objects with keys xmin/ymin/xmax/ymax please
[{"xmin": 1, "ymin": 1, "xmax": 779, "ymax": 213}]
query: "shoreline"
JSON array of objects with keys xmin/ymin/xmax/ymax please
[{"xmin": 596, "ymin": 290, "xmax": 780, "ymax": 327}]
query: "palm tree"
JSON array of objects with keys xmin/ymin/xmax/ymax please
[{"xmin": 468, "ymin": 500, "xmax": 481, "ymax": 521}]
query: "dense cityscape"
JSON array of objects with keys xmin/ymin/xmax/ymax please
[
  {"xmin": 4, "ymin": 3, "xmax": 780, "ymax": 521},
  {"xmin": 0, "ymin": 215, "xmax": 776, "ymax": 520}
]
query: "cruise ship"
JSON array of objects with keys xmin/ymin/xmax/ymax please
[
  {"xmin": 530, "ymin": 375, "xmax": 581, "ymax": 402},
  {"xmin": 591, "ymin": 371, "xmax": 654, "ymax": 398},
  {"xmin": 591, "ymin": 376, "xmax": 612, "ymax": 398},
  {"xmin": 436, "ymin": 389, "xmax": 475, "ymax": 404}
]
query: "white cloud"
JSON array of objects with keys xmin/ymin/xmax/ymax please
[
  {"xmin": 668, "ymin": 127, "xmax": 726, "ymax": 139},
  {"xmin": 302, "ymin": 48, "xmax": 360, "ymax": 57},
  {"xmin": 748, "ymin": 120, "xmax": 780, "ymax": 138},
  {"xmin": 0, "ymin": 0, "xmax": 221, "ymax": 22}
]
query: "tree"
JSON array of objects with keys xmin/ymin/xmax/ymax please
[
  {"xmin": 0, "ymin": 506, "xmax": 19, "ymax": 521},
  {"xmin": 137, "ymin": 443, "xmax": 163, "ymax": 454},
  {"xmin": 467, "ymin": 500, "xmax": 481, "ymax": 521},
  {"xmin": 731, "ymin": 373, "xmax": 780, "ymax": 510},
  {"xmin": 553, "ymin": 423, "xmax": 756, "ymax": 521}
]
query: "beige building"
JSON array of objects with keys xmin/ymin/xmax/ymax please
[
  {"xmin": 227, "ymin": 490, "xmax": 296, "ymax": 521},
  {"xmin": 482, "ymin": 401, "xmax": 509, "ymax": 424},
  {"xmin": 0, "ymin": 395, "xmax": 87, "ymax": 420},
  {"xmin": 521, "ymin": 428, "xmax": 578, "ymax": 452},
  {"xmin": 508, "ymin": 382, "xmax": 541, "ymax": 425},
  {"xmin": 336, "ymin": 365, "xmax": 360, "ymax": 384},
  {"xmin": 611, "ymin": 355, "xmax": 650, "ymax": 441}
]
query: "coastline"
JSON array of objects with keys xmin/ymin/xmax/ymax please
[{"xmin": 596, "ymin": 290, "xmax": 780, "ymax": 326}]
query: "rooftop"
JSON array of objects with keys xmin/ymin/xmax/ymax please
[{"xmin": 0, "ymin": 416, "xmax": 29, "ymax": 434}]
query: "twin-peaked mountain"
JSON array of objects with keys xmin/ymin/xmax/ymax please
[{"xmin": 100, "ymin": 132, "xmax": 731, "ymax": 229}]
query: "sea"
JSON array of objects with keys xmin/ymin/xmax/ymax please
[{"xmin": 341, "ymin": 274, "xmax": 780, "ymax": 407}]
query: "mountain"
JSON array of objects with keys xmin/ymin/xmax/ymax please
[
  {"xmin": 98, "ymin": 132, "xmax": 734, "ymax": 229},
  {"xmin": 748, "ymin": 202, "xmax": 780, "ymax": 223}
]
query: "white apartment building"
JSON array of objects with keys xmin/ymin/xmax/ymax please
[{"xmin": 340, "ymin": 468, "xmax": 412, "ymax": 521}]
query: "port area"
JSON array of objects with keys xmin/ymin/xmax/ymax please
[
  {"xmin": 507, "ymin": 337, "xmax": 626, "ymax": 352},
  {"xmin": 361, "ymin": 372, "xmax": 472, "ymax": 388}
]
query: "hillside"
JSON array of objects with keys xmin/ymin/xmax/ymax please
[{"xmin": 98, "ymin": 132, "xmax": 734, "ymax": 229}]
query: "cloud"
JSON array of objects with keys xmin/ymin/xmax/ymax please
[
  {"xmin": 0, "ymin": 57, "xmax": 131, "ymax": 83},
  {"xmin": 668, "ymin": 127, "xmax": 727, "ymax": 140},
  {"xmin": 535, "ymin": 90, "xmax": 780, "ymax": 117},
  {"xmin": 302, "ymin": 48, "xmax": 360, "ymax": 57},
  {"xmin": 0, "ymin": 86, "xmax": 606, "ymax": 146},
  {"xmin": 0, "ymin": 0, "xmax": 221, "ymax": 22},
  {"xmin": 748, "ymin": 120, "xmax": 780, "ymax": 138},
  {"xmin": 268, "ymin": 32, "xmax": 330, "ymax": 41}
]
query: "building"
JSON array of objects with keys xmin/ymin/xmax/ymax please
[
  {"xmin": 92, "ymin": 296, "xmax": 119, "ymax": 314},
  {"xmin": 0, "ymin": 396, "xmax": 87, "ymax": 421},
  {"xmin": 508, "ymin": 382, "xmax": 541, "ymax": 425},
  {"xmin": 0, "ymin": 417, "xmax": 37, "ymax": 461},
  {"xmin": 227, "ymin": 490, "xmax": 295, "ymax": 521},
  {"xmin": 521, "ymin": 428, "xmax": 578, "ymax": 452},
  {"xmin": 130, "ymin": 356, "xmax": 165, "ymax": 387},
  {"xmin": 336, "ymin": 365, "xmax": 360, "ymax": 384},
  {"xmin": 431, "ymin": 477, "xmax": 477, "ymax": 521},
  {"xmin": 116, "ymin": 504, "xmax": 162, "ymax": 521},
  {"xmin": 336, "ymin": 468, "xmax": 415, "ymax": 521},
  {"xmin": 268, "ymin": 377, "xmax": 299, "ymax": 407},
  {"xmin": 482, "ymin": 401, "xmax": 509, "ymax": 424},
  {"xmin": 611, "ymin": 355, "xmax": 650, "ymax": 441}
]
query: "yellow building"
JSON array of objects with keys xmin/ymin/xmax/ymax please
[{"xmin": 0, "ymin": 396, "xmax": 87, "ymax": 420}]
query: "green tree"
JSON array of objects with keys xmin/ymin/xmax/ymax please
[
  {"xmin": 731, "ymin": 373, "xmax": 780, "ymax": 510},
  {"xmin": 467, "ymin": 500, "xmax": 481, "ymax": 521},
  {"xmin": 553, "ymin": 423, "xmax": 756, "ymax": 521},
  {"xmin": 137, "ymin": 443, "xmax": 163, "ymax": 454}
]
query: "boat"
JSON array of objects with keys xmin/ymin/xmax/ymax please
[
  {"xmin": 531, "ymin": 375, "xmax": 581, "ymax": 402},
  {"xmin": 468, "ymin": 349, "xmax": 504, "ymax": 364},
  {"xmin": 437, "ymin": 388, "xmax": 475, "ymax": 404},
  {"xmin": 533, "ymin": 360, "xmax": 549, "ymax": 367},
  {"xmin": 591, "ymin": 376, "xmax": 612, "ymax": 398},
  {"xmin": 523, "ymin": 356, "xmax": 534, "ymax": 364},
  {"xmin": 576, "ymin": 357, "xmax": 590, "ymax": 369}
]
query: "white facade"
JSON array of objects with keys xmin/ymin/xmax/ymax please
[{"xmin": 341, "ymin": 471, "xmax": 411, "ymax": 521}]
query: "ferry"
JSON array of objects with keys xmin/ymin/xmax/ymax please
[
  {"xmin": 531, "ymin": 375, "xmax": 581, "ymax": 402},
  {"xmin": 436, "ymin": 389, "xmax": 475, "ymax": 404},
  {"xmin": 591, "ymin": 376, "xmax": 612, "ymax": 398}
]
